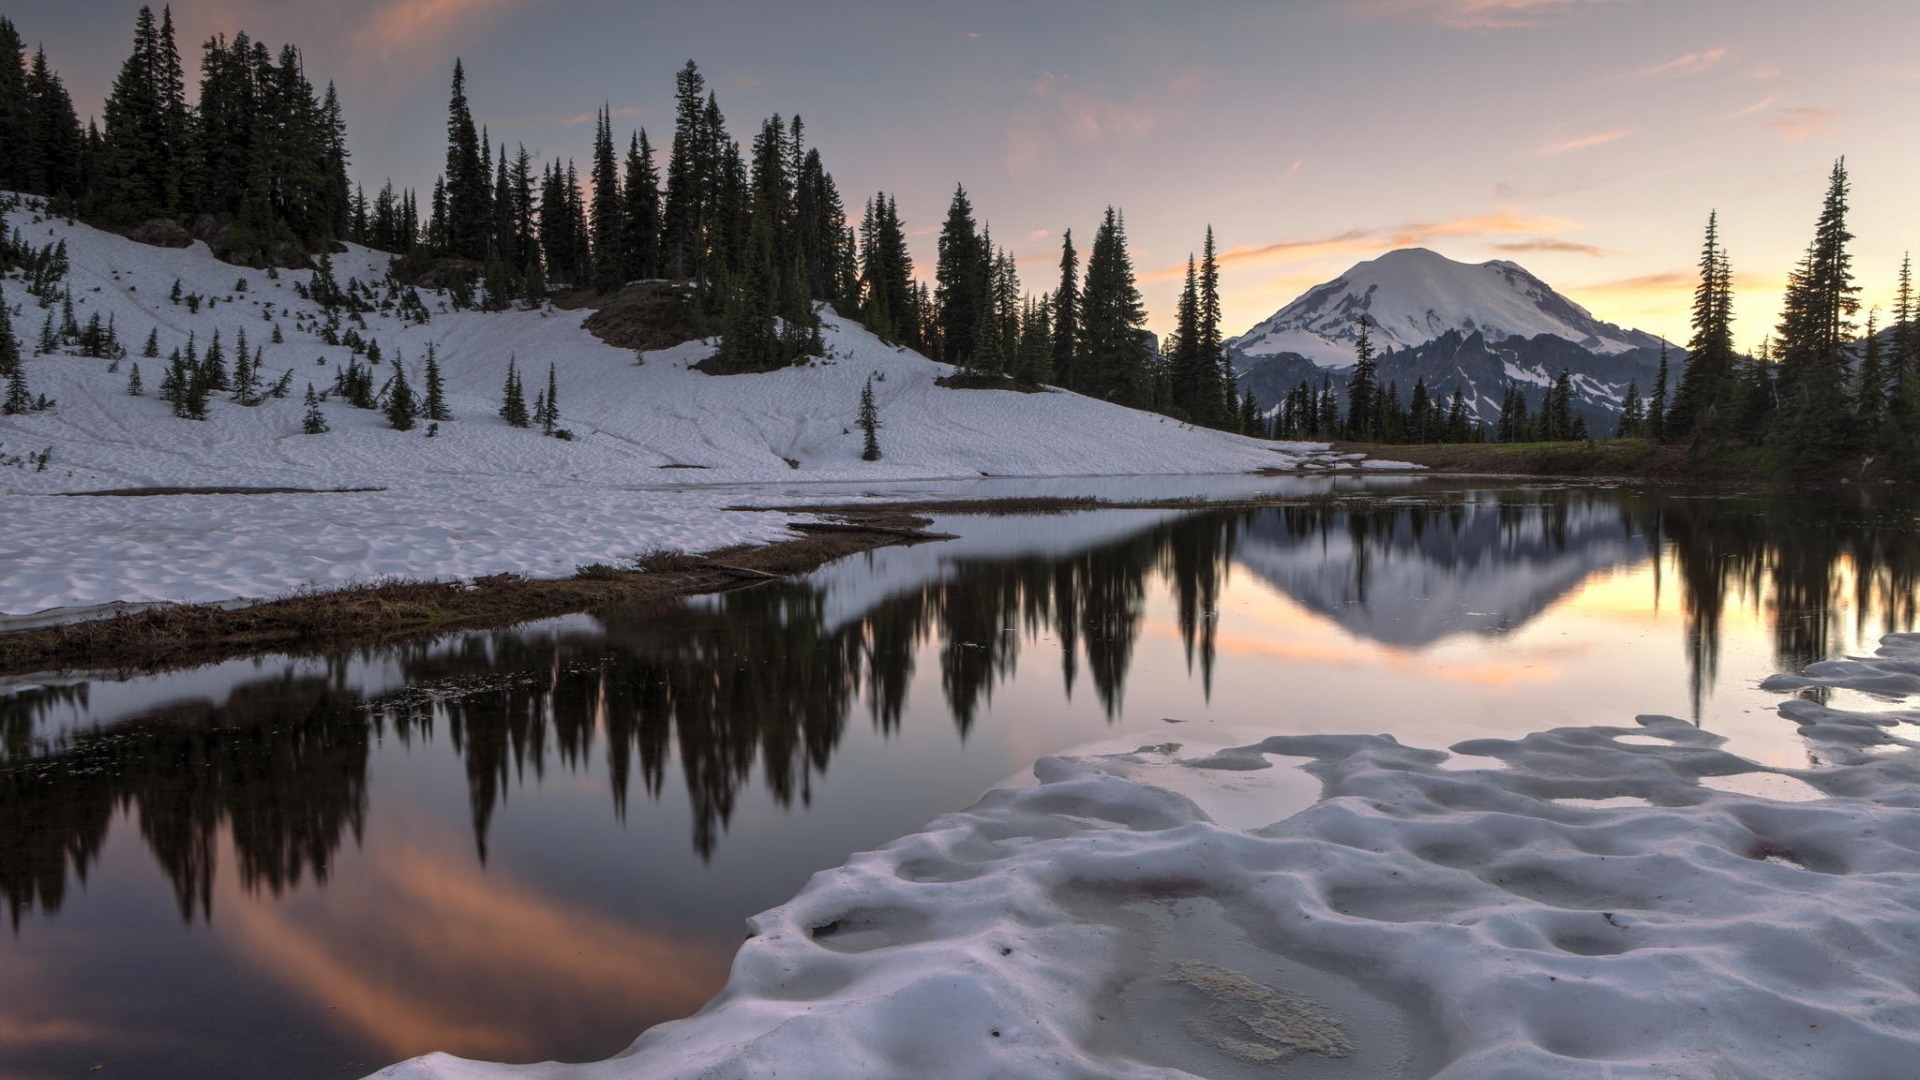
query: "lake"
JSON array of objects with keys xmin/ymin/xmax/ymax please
[{"xmin": 3, "ymin": 476, "xmax": 1915, "ymax": 1079}]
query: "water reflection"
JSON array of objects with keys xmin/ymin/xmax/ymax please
[{"xmin": 3, "ymin": 484, "xmax": 1916, "ymax": 935}]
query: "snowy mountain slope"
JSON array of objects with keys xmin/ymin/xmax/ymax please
[
  {"xmin": 0, "ymin": 200, "xmax": 1366, "ymax": 616},
  {"xmin": 1229, "ymin": 247, "xmax": 1664, "ymax": 369}
]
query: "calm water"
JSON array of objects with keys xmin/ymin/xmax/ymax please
[{"xmin": 3, "ymin": 479, "xmax": 1916, "ymax": 1079}]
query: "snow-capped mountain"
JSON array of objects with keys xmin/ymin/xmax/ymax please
[
  {"xmin": 1230, "ymin": 247, "xmax": 1665, "ymax": 369},
  {"xmin": 1229, "ymin": 248, "xmax": 1679, "ymax": 426}
]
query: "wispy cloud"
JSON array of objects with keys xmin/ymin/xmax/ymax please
[
  {"xmin": 1145, "ymin": 211, "xmax": 1578, "ymax": 281},
  {"xmin": 1621, "ymin": 47, "xmax": 1727, "ymax": 79},
  {"xmin": 1713, "ymin": 92, "xmax": 1780, "ymax": 122},
  {"xmin": 353, "ymin": 0, "xmax": 530, "ymax": 64},
  {"xmin": 1537, "ymin": 127, "xmax": 1631, "ymax": 155},
  {"xmin": 1494, "ymin": 238, "xmax": 1605, "ymax": 257},
  {"xmin": 1002, "ymin": 71, "xmax": 1200, "ymax": 177},
  {"xmin": 1343, "ymin": 0, "xmax": 1630, "ymax": 31},
  {"xmin": 555, "ymin": 105, "xmax": 646, "ymax": 128},
  {"xmin": 1767, "ymin": 106, "xmax": 1843, "ymax": 142},
  {"xmin": 1576, "ymin": 269, "xmax": 1773, "ymax": 294}
]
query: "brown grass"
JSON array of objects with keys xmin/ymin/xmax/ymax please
[{"xmin": 0, "ymin": 514, "xmax": 943, "ymax": 678}]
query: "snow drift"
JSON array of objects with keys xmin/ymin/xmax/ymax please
[{"xmin": 367, "ymin": 635, "xmax": 1920, "ymax": 1079}]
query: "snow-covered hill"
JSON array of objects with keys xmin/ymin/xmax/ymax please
[
  {"xmin": 0, "ymin": 199, "xmax": 1365, "ymax": 617},
  {"xmin": 1230, "ymin": 247, "xmax": 1664, "ymax": 369}
]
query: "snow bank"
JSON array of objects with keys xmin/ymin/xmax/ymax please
[
  {"xmin": 0, "ymin": 202, "xmax": 1384, "ymax": 616},
  {"xmin": 368, "ymin": 634, "xmax": 1920, "ymax": 1080}
]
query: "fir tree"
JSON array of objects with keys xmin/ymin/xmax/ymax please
[
  {"xmin": 1077, "ymin": 207, "xmax": 1148, "ymax": 404},
  {"xmin": 423, "ymin": 344, "xmax": 449, "ymax": 421},
  {"xmin": 540, "ymin": 362, "xmax": 560, "ymax": 434},
  {"xmin": 1775, "ymin": 159, "xmax": 1860, "ymax": 463},
  {"xmin": 623, "ymin": 130, "xmax": 663, "ymax": 281},
  {"xmin": 1052, "ymin": 229, "xmax": 1079, "ymax": 391},
  {"xmin": 1890, "ymin": 254, "xmax": 1917, "ymax": 454},
  {"xmin": 443, "ymin": 59, "xmax": 490, "ymax": 259},
  {"xmin": 142, "ymin": 326, "xmax": 158, "ymax": 357},
  {"xmin": 385, "ymin": 357, "xmax": 416, "ymax": 430},
  {"xmin": 1650, "ymin": 342, "xmax": 1670, "ymax": 441},
  {"xmin": 1617, "ymin": 381, "xmax": 1646, "ymax": 437},
  {"xmin": 500, "ymin": 355, "xmax": 529, "ymax": 426},
  {"xmin": 1856, "ymin": 309, "xmax": 1885, "ymax": 434},
  {"xmin": 3, "ymin": 363, "xmax": 28, "ymax": 414},
  {"xmin": 589, "ymin": 105, "xmax": 625, "ymax": 292},
  {"xmin": 127, "ymin": 361, "xmax": 142, "ymax": 395},
  {"xmin": 301, "ymin": 383, "xmax": 328, "ymax": 433},
  {"xmin": 858, "ymin": 374, "xmax": 881, "ymax": 460},
  {"xmin": 934, "ymin": 184, "xmax": 986, "ymax": 365},
  {"xmin": 1346, "ymin": 318, "xmax": 1379, "ymax": 440},
  {"xmin": 1667, "ymin": 212, "xmax": 1736, "ymax": 444}
]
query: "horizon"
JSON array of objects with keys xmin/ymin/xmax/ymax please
[{"xmin": 7, "ymin": 0, "xmax": 1917, "ymax": 347}]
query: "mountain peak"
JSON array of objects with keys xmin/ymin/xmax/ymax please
[{"xmin": 1229, "ymin": 248, "xmax": 1662, "ymax": 369}]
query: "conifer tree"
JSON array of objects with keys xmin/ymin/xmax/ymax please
[
  {"xmin": 0, "ymin": 285, "xmax": 15, "ymax": 380},
  {"xmin": 540, "ymin": 362, "xmax": 560, "ymax": 434},
  {"xmin": 1052, "ymin": 229, "xmax": 1078, "ymax": 391},
  {"xmin": 1650, "ymin": 342, "xmax": 1669, "ymax": 441},
  {"xmin": 590, "ymin": 106, "xmax": 625, "ymax": 292},
  {"xmin": 859, "ymin": 374, "xmax": 881, "ymax": 460},
  {"xmin": 1077, "ymin": 208, "xmax": 1148, "ymax": 404},
  {"xmin": 1890, "ymin": 254, "xmax": 1917, "ymax": 454},
  {"xmin": 423, "ymin": 345, "xmax": 449, "ymax": 421},
  {"xmin": 443, "ymin": 59, "xmax": 489, "ymax": 259},
  {"xmin": 142, "ymin": 326, "xmax": 158, "ymax": 357},
  {"xmin": 934, "ymin": 184, "xmax": 985, "ymax": 366},
  {"xmin": 1199, "ymin": 227, "xmax": 1227, "ymax": 424},
  {"xmin": 499, "ymin": 355, "xmax": 529, "ymax": 426},
  {"xmin": 127, "ymin": 362, "xmax": 143, "ymax": 395},
  {"xmin": 623, "ymin": 130, "xmax": 663, "ymax": 281},
  {"xmin": 1345, "ymin": 318, "xmax": 1379, "ymax": 440},
  {"xmin": 385, "ymin": 357, "xmax": 416, "ymax": 430},
  {"xmin": 1667, "ymin": 212, "xmax": 1736, "ymax": 443},
  {"xmin": 3, "ymin": 363, "xmax": 29, "ymax": 415},
  {"xmin": 661, "ymin": 61, "xmax": 712, "ymax": 280},
  {"xmin": 1856, "ymin": 309, "xmax": 1885, "ymax": 435},
  {"xmin": 1617, "ymin": 381, "xmax": 1645, "ymax": 437},
  {"xmin": 302, "ymin": 383, "xmax": 328, "ymax": 433},
  {"xmin": 1775, "ymin": 159, "xmax": 1860, "ymax": 463}
]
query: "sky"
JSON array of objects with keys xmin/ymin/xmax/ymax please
[{"xmin": 10, "ymin": 0, "xmax": 1920, "ymax": 346}]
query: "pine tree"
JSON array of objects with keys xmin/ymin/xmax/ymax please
[
  {"xmin": 1052, "ymin": 229, "xmax": 1079, "ymax": 391},
  {"xmin": 499, "ymin": 355, "xmax": 528, "ymax": 426},
  {"xmin": 302, "ymin": 383, "xmax": 328, "ymax": 433},
  {"xmin": 1776, "ymin": 159, "xmax": 1860, "ymax": 463},
  {"xmin": 1345, "ymin": 318, "xmax": 1379, "ymax": 440},
  {"xmin": 423, "ymin": 344, "xmax": 449, "ymax": 421},
  {"xmin": 142, "ymin": 326, "xmax": 158, "ymax": 357},
  {"xmin": 661, "ymin": 61, "xmax": 712, "ymax": 280},
  {"xmin": 540, "ymin": 362, "xmax": 560, "ymax": 434},
  {"xmin": 1617, "ymin": 381, "xmax": 1645, "ymax": 437},
  {"xmin": 127, "ymin": 361, "xmax": 143, "ymax": 395},
  {"xmin": 590, "ymin": 106, "xmax": 625, "ymax": 292},
  {"xmin": 385, "ymin": 357, "xmax": 416, "ymax": 430},
  {"xmin": 1856, "ymin": 309, "xmax": 1885, "ymax": 434},
  {"xmin": 1891, "ymin": 254, "xmax": 1918, "ymax": 454},
  {"xmin": 3, "ymin": 364, "xmax": 28, "ymax": 414},
  {"xmin": 934, "ymin": 184, "xmax": 987, "ymax": 365},
  {"xmin": 1077, "ymin": 207, "xmax": 1148, "ymax": 404},
  {"xmin": 443, "ymin": 59, "xmax": 489, "ymax": 259},
  {"xmin": 623, "ymin": 130, "xmax": 662, "ymax": 281},
  {"xmin": 0, "ymin": 284, "xmax": 15, "ymax": 378},
  {"xmin": 1650, "ymin": 342, "xmax": 1669, "ymax": 441},
  {"xmin": 859, "ymin": 374, "xmax": 881, "ymax": 460},
  {"xmin": 1667, "ymin": 212, "xmax": 1736, "ymax": 444}
]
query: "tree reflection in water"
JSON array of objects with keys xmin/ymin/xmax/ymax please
[{"xmin": 3, "ymin": 485, "xmax": 1914, "ymax": 926}]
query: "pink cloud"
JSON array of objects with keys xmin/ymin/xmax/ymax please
[
  {"xmin": 1767, "ymin": 106, "xmax": 1843, "ymax": 142},
  {"xmin": 1621, "ymin": 47, "xmax": 1727, "ymax": 79},
  {"xmin": 1537, "ymin": 128, "xmax": 1631, "ymax": 155}
]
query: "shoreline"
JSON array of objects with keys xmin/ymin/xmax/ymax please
[{"xmin": 0, "ymin": 510, "xmax": 952, "ymax": 679}]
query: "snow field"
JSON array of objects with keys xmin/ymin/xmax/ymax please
[
  {"xmin": 369, "ymin": 634, "xmax": 1920, "ymax": 1080},
  {"xmin": 0, "ymin": 204, "xmax": 1360, "ymax": 617}
]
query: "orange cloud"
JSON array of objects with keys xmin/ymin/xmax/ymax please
[
  {"xmin": 1144, "ymin": 211, "xmax": 1578, "ymax": 282},
  {"xmin": 1537, "ymin": 128, "xmax": 1631, "ymax": 155},
  {"xmin": 1713, "ymin": 92, "xmax": 1781, "ymax": 121},
  {"xmin": 1494, "ymin": 238, "xmax": 1605, "ymax": 257},
  {"xmin": 1002, "ymin": 71, "xmax": 1200, "ymax": 177},
  {"xmin": 1345, "ymin": 0, "xmax": 1630, "ymax": 30},
  {"xmin": 1767, "ymin": 106, "xmax": 1843, "ymax": 142},
  {"xmin": 1621, "ymin": 47, "xmax": 1727, "ymax": 79},
  {"xmin": 353, "ymin": 0, "xmax": 530, "ymax": 63}
]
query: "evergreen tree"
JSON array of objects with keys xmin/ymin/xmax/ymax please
[
  {"xmin": 385, "ymin": 357, "xmax": 416, "ymax": 430},
  {"xmin": 1617, "ymin": 380, "xmax": 1646, "ymax": 437},
  {"xmin": 443, "ymin": 59, "xmax": 489, "ymax": 259},
  {"xmin": 1345, "ymin": 318, "xmax": 1379, "ymax": 440},
  {"xmin": 589, "ymin": 106, "xmax": 625, "ymax": 292},
  {"xmin": 3, "ymin": 363, "xmax": 29, "ymax": 415},
  {"xmin": 1890, "ymin": 254, "xmax": 1918, "ymax": 454},
  {"xmin": 1650, "ymin": 342, "xmax": 1669, "ymax": 441},
  {"xmin": 142, "ymin": 327, "xmax": 159, "ymax": 357},
  {"xmin": 302, "ymin": 383, "xmax": 328, "ymax": 433},
  {"xmin": 1775, "ymin": 160, "xmax": 1860, "ymax": 463},
  {"xmin": 857, "ymin": 193, "xmax": 915, "ymax": 346},
  {"xmin": 934, "ymin": 184, "xmax": 986, "ymax": 366},
  {"xmin": 858, "ymin": 374, "xmax": 881, "ymax": 460},
  {"xmin": 1052, "ymin": 229, "xmax": 1079, "ymax": 391},
  {"xmin": 1667, "ymin": 212, "xmax": 1736, "ymax": 443},
  {"xmin": 500, "ymin": 355, "xmax": 529, "ymax": 426},
  {"xmin": 1077, "ymin": 207, "xmax": 1148, "ymax": 404},
  {"xmin": 623, "ymin": 130, "xmax": 663, "ymax": 281},
  {"xmin": 661, "ymin": 61, "xmax": 712, "ymax": 280},
  {"xmin": 423, "ymin": 345, "xmax": 449, "ymax": 421},
  {"xmin": 540, "ymin": 361, "xmax": 560, "ymax": 434},
  {"xmin": 127, "ymin": 361, "xmax": 143, "ymax": 395},
  {"xmin": 1856, "ymin": 309, "xmax": 1885, "ymax": 435}
]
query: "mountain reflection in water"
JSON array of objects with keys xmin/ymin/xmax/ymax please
[{"xmin": 5, "ymin": 485, "xmax": 1916, "ymax": 933}]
